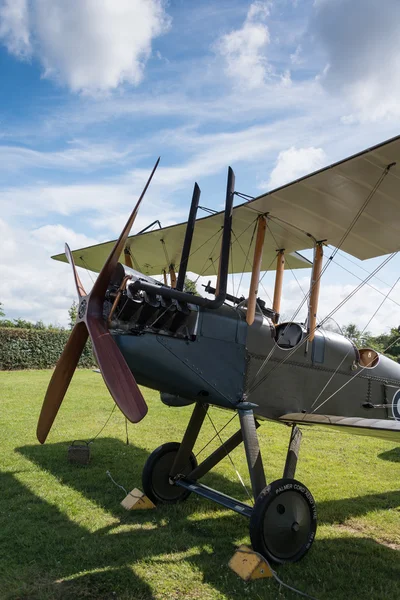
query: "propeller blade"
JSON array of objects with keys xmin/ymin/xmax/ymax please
[
  {"xmin": 86, "ymin": 316, "xmax": 148, "ymax": 422},
  {"xmin": 37, "ymin": 321, "xmax": 89, "ymax": 444},
  {"xmin": 91, "ymin": 157, "xmax": 160, "ymax": 301},
  {"xmin": 65, "ymin": 243, "xmax": 87, "ymax": 298}
]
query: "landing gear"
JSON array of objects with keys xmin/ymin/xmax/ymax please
[
  {"xmin": 250, "ymin": 478, "xmax": 317, "ymax": 564},
  {"xmin": 142, "ymin": 442, "xmax": 197, "ymax": 505},
  {"xmin": 143, "ymin": 404, "xmax": 318, "ymax": 565}
]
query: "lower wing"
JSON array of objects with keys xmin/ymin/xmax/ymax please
[{"xmin": 280, "ymin": 413, "xmax": 400, "ymax": 442}]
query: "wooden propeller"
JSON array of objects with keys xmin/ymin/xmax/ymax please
[{"xmin": 37, "ymin": 158, "xmax": 160, "ymax": 444}]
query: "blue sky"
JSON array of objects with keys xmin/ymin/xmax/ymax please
[{"xmin": 1, "ymin": 0, "xmax": 400, "ymax": 333}]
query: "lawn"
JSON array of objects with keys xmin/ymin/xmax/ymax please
[{"xmin": 0, "ymin": 370, "xmax": 399, "ymax": 600}]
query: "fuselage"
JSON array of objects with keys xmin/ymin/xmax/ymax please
[{"xmin": 110, "ymin": 281, "xmax": 400, "ymax": 424}]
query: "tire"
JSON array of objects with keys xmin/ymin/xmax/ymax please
[
  {"xmin": 142, "ymin": 442, "xmax": 198, "ymax": 505},
  {"xmin": 250, "ymin": 478, "xmax": 317, "ymax": 564}
]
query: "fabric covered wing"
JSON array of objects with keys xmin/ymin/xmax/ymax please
[
  {"xmin": 253, "ymin": 134, "xmax": 400, "ymax": 260},
  {"xmin": 280, "ymin": 413, "xmax": 400, "ymax": 442},
  {"xmin": 52, "ymin": 133, "xmax": 400, "ymax": 274},
  {"xmin": 52, "ymin": 209, "xmax": 312, "ymax": 276}
]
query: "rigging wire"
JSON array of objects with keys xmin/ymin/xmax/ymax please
[
  {"xmin": 232, "ymin": 220, "xmax": 258, "ymax": 298},
  {"xmin": 175, "ymin": 228, "xmax": 222, "ymax": 274},
  {"xmin": 329, "ymin": 252, "xmax": 400, "ymax": 311},
  {"xmin": 247, "ymin": 251, "xmax": 397, "ymax": 396},
  {"xmin": 231, "ymin": 226, "xmax": 273, "ymax": 304},
  {"xmin": 268, "ymin": 214, "xmax": 317, "ymax": 246},
  {"xmin": 310, "ymin": 272, "xmax": 400, "ymax": 413},
  {"xmin": 194, "ymin": 230, "xmax": 223, "ymax": 284},
  {"xmin": 230, "ymin": 240, "xmax": 235, "ymax": 298},
  {"xmin": 205, "ymin": 410, "xmax": 254, "ymax": 505},
  {"xmin": 195, "ymin": 413, "xmax": 238, "ymax": 457},
  {"xmin": 334, "ymin": 247, "xmax": 393, "ymax": 288},
  {"xmin": 80, "ymin": 256, "xmax": 96, "ymax": 285},
  {"xmin": 160, "ymin": 238, "xmax": 171, "ymax": 268},
  {"xmin": 270, "ymin": 163, "xmax": 394, "ymax": 329},
  {"xmin": 248, "ymin": 226, "xmax": 319, "ymax": 387},
  {"xmin": 246, "ymin": 164, "xmax": 394, "ymax": 394}
]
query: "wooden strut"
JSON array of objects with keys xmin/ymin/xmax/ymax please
[
  {"xmin": 169, "ymin": 265, "xmax": 177, "ymax": 289},
  {"xmin": 272, "ymin": 250, "xmax": 285, "ymax": 318},
  {"xmin": 162, "ymin": 270, "xmax": 168, "ymax": 286},
  {"xmin": 246, "ymin": 215, "xmax": 268, "ymax": 326},
  {"xmin": 308, "ymin": 243, "xmax": 324, "ymax": 342},
  {"xmin": 124, "ymin": 247, "xmax": 133, "ymax": 269}
]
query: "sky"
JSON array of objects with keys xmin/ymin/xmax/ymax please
[{"xmin": 1, "ymin": 0, "xmax": 400, "ymax": 334}]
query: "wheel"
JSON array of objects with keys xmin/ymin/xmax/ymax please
[
  {"xmin": 142, "ymin": 442, "xmax": 198, "ymax": 505},
  {"xmin": 250, "ymin": 478, "xmax": 317, "ymax": 564}
]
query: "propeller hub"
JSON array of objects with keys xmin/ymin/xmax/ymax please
[{"xmin": 78, "ymin": 297, "xmax": 88, "ymax": 320}]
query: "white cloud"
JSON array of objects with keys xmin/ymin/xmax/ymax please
[
  {"xmin": 261, "ymin": 146, "xmax": 327, "ymax": 190},
  {"xmin": 290, "ymin": 44, "xmax": 302, "ymax": 65},
  {"xmin": 0, "ymin": 0, "xmax": 30, "ymax": 57},
  {"xmin": 312, "ymin": 0, "xmax": 400, "ymax": 122},
  {"xmin": 0, "ymin": 219, "xmax": 96, "ymax": 326},
  {"xmin": 0, "ymin": 140, "xmax": 138, "ymax": 173},
  {"xmin": 215, "ymin": 1, "xmax": 271, "ymax": 88},
  {"xmin": 30, "ymin": 224, "xmax": 99, "ymax": 253},
  {"xmin": 0, "ymin": 0, "xmax": 170, "ymax": 93}
]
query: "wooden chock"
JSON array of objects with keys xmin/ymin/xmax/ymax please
[
  {"xmin": 229, "ymin": 545, "xmax": 273, "ymax": 581},
  {"xmin": 121, "ymin": 488, "xmax": 156, "ymax": 511}
]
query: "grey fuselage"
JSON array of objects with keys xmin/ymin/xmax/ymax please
[{"xmin": 111, "ymin": 292, "xmax": 400, "ymax": 423}]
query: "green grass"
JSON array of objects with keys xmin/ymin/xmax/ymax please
[{"xmin": 0, "ymin": 370, "xmax": 399, "ymax": 600}]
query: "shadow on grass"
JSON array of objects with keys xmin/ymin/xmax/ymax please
[
  {"xmin": 0, "ymin": 471, "xmax": 154, "ymax": 600},
  {"xmin": 17, "ymin": 438, "xmax": 251, "ymax": 519},
  {"xmin": 7, "ymin": 438, "xmax": 400, "ymax": 600},
  {"xmin": 378, "ymin": 446, "xmax": 400, "ymax": 463}
]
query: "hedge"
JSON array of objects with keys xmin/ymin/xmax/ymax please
[{"xmin": 0, "ymin": 327, "xmax": 95, "ymax": 370}]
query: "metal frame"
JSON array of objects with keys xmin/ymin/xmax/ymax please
[
  {"xmin": 131, "ymin": 166, "xmax": 235, "ymax": 310},
  {"xmin": 176, "ymin": 183, "xmax": 201, "ymax": 291},
  {"xmin": 168, "ymin": 402, "xmax": 302, "ymax": 518}
]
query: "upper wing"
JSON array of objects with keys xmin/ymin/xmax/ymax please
[
  {"xmin": 53, "ymin": 133, "xmax": 400, "ymax": 274},
  {"xmin": 280, "ymin": 413, "xmax": 400, "ymax": 442},
  {"xmin": 253, "ymin": 134, "xmax": 400, "ymax": 260},
  {"xmin": 52, "ymin": 206, "xmax": 312, "ymax": 276}
]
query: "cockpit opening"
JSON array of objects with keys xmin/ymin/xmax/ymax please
[
  {"xmin": 358, "ymin": 348, "xmax": 379, "ymax": 369},
  {"xmin": 275, "ymin": 322, "xmax": 303, "ymax": 349}
]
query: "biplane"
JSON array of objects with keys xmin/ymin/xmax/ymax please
[{"xmin": 37, "ymin": 134, "xmax": 400, "ymax": 565}]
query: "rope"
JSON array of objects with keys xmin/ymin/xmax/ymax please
[
  {"xmin": 125, "ymin": 418, "xmax": 129, "ymax": 445},
  {"xmin": 88, "ymin": 404, "xmax": 117, "ymax": 444},
  {"xmin": 235, "ymin": 548, "xmax": 319, "ymax": 600},
  {"xmin": 106, "ymin": 470, "xmax": 128, "ymax": 497}
]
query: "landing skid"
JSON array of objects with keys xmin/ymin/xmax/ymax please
[{"xmin": 142, "ymin": 402, "xmax": 317, "ymax": 564}]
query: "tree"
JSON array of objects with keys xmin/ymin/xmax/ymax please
[
  {"xmin": 342, "ymin": 323, "xmax": 374, "ymax": 348},
  {"xmin": 373, "ymin": 326, "xmax": 400, "ymax": 358},
  {"xmin": 184, "ymin": 277, "xmax": 199, "ymax": 296},
  {"xmin": 0, "ymin": 302, "xmax": 4, "ymax": 317},
  {"xmin": 68, "ymin": 301, "xmax": 78, "ymax": 329}
]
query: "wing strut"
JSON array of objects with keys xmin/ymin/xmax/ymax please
[
  {"xmin": 247, "ymin": 215, "xmax": 268, "ymax": 325},
  {"xmin": 272, "ymin": 250, "xmax": 285, "ymax": 322},
  {"xmin": 308, "ymin": 243, "xmax": 323, "ymax": 342}
]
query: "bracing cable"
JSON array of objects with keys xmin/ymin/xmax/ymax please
[{"xmin": 247, "ymin": 251, "xmax": 397, "ymax": 396}]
